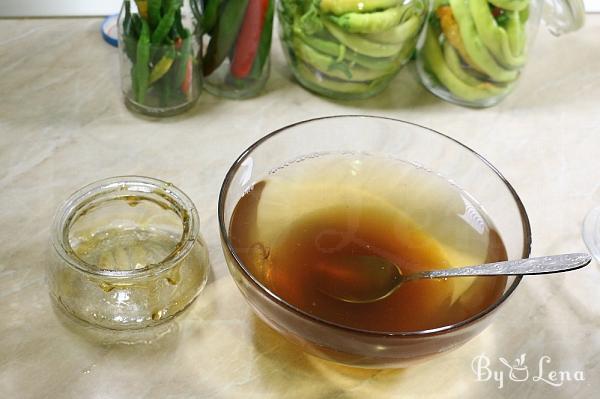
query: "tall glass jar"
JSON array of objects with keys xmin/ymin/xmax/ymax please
[
  {"xmin": 118, "ymin": 0, "xmax": 201, "ymax": 116},
  {"xmin": 416, "ymin": 0, "xmax": 585, "ymax": 107},
  {"xmin": 278, "ymin": 0, "xmax": 428, "ymax": 100},
  {"xmin": 199, "ymin": 0, "xmax": 275, "ymax": 99}
]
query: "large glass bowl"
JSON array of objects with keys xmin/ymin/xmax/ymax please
[{"xmin": 218, "ymin": 115, "xmax": 531, "ymax": 368}]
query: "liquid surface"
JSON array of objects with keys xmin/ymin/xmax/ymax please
[{"xmin": 230, "ymin": 154, "xmax": 508, "ymax": 332}]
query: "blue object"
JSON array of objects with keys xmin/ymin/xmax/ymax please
[{"xmin": 101, "ymin": 14, "xmax": 119, "ymax": 47}]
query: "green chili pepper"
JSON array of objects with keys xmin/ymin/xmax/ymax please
[
  {"xmin": 506, "ymin": 10, "xmax": 526, "ymax": 56},
  {"xmin": 449, "ymin": 0, "xmax": 518, "ymax": 82},
  {"xmin": 298, "ymin": 33, "xmax": 399, "ymax": 71},
  {"xmin": 202, "ymin": 0, "xmax": 223, "ymax": 34},
  {"xmin": 293, "ymin": 38, "xmax": 396, "ymax": 82},
  {"xmin": 320, "ymin": 0, "xmax": 399, "ymax": 15},
  {"xmin": 131, "ymin": 13, "xmax": 142, "ymax": 37},
  {"xmin": 469, "ymin": 0, "xmax": 525, "ymax": 68},
  {"xmin": 203, "ymin": 0, "xmax": 249, "ymax": 76},
  {"xmin": 135, "ymin": 20, "xmax": 151, "ymax": 103},
  {"xmin": 365, "ymin": 13, "xmax": 422, "ymax": 44},
  {"xmin": 295, "ymin": 62, "xmax": 378, "ymax": 95},
  {"xmin": 248, "ymin": 0, "xmax": 274, "ymax": 79},
  {"xmin": 148, "ymin": 0, "xmax": 162, "ymax": 28},
  {"xmin": 488, "ymin": 0, "xmax": 528, "ymax": 11},
  {"xmin": 150, "ymin": 47, "xmax": 176, "ymax": 83},
  {"xmin": 323, "ymin": 19, "xmax": 403, "ymax": 58},
  {"xmin": 421, "ymin": 26, "xmax": 510, "ymax": 102},
  {"xmin": 328, "ymin": 6, "xmax": 407, "ymax": 35},
  {"xmin": 122, "ymin": 1, "xmax": 138, "ymax": 62},
  {"xmin": 152, "ymin": 4, "xmax": 177, "ymax": 44},
  {"xmin": 174, "ymin": 9, "xmax": 187, "ymax": 38}
]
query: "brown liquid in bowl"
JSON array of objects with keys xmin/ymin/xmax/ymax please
[{"xmin": 229, "ymin": 155, "xmax": 507, "ymax": 333}]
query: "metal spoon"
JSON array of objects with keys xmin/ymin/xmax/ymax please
[{"xmin": 314, "ymin": 253, "xmax": 592, "ymax": 303}]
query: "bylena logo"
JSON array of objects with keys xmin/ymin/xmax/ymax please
[{"xmin": 471, "ymin": 354, "xmax": 585, "ymax": 389}]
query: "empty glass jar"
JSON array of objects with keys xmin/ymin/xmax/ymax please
[
  {"xmin": 49, "ymin": 176, "xmax": 209, "ymax": 330},
  {"xmin": 416, "ymin": 0, "xmax": 585, "ymax": 107},
  {"xmin": 278, "ymin": 0, "xmax": 428, "ymax": 99}
]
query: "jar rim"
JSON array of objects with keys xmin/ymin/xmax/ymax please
[{"xmin": 51, "ymin": 176, "xmax": 199, "ymax": 279}]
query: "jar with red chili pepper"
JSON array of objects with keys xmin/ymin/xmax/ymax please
[
  {"xmin": 118, "ymin": 0, "xmax": 201, "ymax": 116},
  {"xmin": 198, "ymin": 0, "xmax": 275, "ymax": 99}
]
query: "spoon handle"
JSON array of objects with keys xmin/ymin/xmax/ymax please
[{"xmin": 417, "ymin": 253, "xmax": 592, "ymax": 280}]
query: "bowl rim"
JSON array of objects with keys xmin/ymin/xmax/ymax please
[{"xmin": 218, "ymin": 115, "xmax": 532, "ymax": 337}]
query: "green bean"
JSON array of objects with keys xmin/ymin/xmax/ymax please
[
  {"xmin": 329, "ymin": 6, "xmax": 406, "ymax": 34},
  {"xmin": 469, "ymin": 0, "xmax": 525, "ymax": 68},
  {"xmin": 449, "ymin": 0, "xmax": 518, "ymax": 82},
  {"xmin": 135, "ymin": 20, "xmax": 151, "ymax": 103}
]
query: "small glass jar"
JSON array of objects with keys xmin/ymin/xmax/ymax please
[
  {"xmin": 200, "ymin": 0, "xmax": 275, "ymax": 99},
  {"xmin": 49, "ymin": 176, "xmax": 209, "ymax": 330},
  {"xmin": 416, "ymin": 0, "xmax": 585, "ymax": 107},
  {"xmin": 118, "ymin": 0, "xmax": 201, "ymax": 116},
  {"xmin": 278, "ymin": 0, "xmax": 428, "ymax": 99}
]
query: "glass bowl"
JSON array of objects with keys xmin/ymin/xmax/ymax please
[
  {"xmin": 218, "ymin": 116, "xmax": 531, "ymax": 368},
  {"xmin": 583, "ymin": 205, "xmax": 600, "ymax": 263}
]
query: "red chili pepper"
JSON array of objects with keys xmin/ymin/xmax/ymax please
[
  {"xmin": 230, "ymin": 0, "xmax": 269, "ymax": 79},
  {"xmin": 492, "ymin": 6, "xmax": 503, "ymax": 18},
  {"xmin": 181, "ymin": 57, "xmax": 193, "ymax": 96}
]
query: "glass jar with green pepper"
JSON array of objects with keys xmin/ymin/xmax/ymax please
[
  {"xmin": 278, "ymin": 0, "xmax": 428, "ymax": 100},
  {"xmin": 199, "ymin": 0, "xmax": 275, "ymax": 99},
  {"xmin": 118, "ymin": 0, "xmax": 201, "ymax": 116},
  {"xmin": 416, "ymin": 0, "xmax": 585, "ymax": 107}
]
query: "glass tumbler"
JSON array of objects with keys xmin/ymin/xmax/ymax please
[
  {"xmin": 118, "ymin": 0, "xmax": 201, "ymax": 116},
  {"xmin": 49, "ymin": 176, "xmax": 209, "ymax": 330},
  {"xmin": 416, "ymin": 0, "xmax": 585, "ymax": 107}
]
